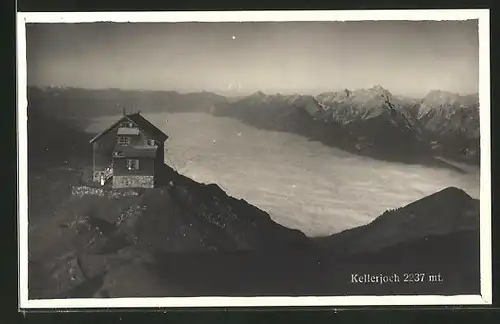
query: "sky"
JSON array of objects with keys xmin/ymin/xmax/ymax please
[{"xmin": 25, "ymin": 20, "xmax": 479, "ymax": 97}]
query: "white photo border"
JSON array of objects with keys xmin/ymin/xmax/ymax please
[{"xmin": 17, "ymin": 9, "xmax": 492, "ymax": 309}]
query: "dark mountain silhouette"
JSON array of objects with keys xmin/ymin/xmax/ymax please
[
  {"xmin": 314, "ymin": 187, "xmax": 479, "ymax": 255},
  {"xmin": 27, "ymin": 86, "xmax": 228, "ymax": 119},
  {"xmin": 27, "ymin": 105, "xmax": 93, "ymax": 169}
]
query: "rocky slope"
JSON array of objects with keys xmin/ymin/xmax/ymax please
[
  {"xmin": 416, "ymin": 90, "xmax": 480, "ymax": 163},
  {"xmin": 315, "ymin": 85, "xmax": 426, "ymax": 149},
  {"xmin": 27, "ymin": 127, "xmax": 481, "ymax": 299},
  {"xmin": 214, "ymin": 87, "xmax": 431, "ymax": 163},
  {"xmin": 29, "ymin": 158, "xmax": 480, "ymax": 298}
]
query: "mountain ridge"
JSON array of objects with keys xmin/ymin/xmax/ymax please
[
  {"xmin": 27, "ymin": 85, "xmax": 481, "ymax": 166},
  {"xmin": 214, "ymin": 86, "xmax": 480, "ymax": 165}
]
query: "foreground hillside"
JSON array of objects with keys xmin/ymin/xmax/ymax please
[
  {"xmin": 29, "ymin": 163, "xmax": 480, "ymax": 298},
  {"xmin": 26, "ymin": 105, "xmax": 481, "ymax": 298}
]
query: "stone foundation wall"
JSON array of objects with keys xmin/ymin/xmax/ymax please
[
  {"xmin": 112, "ymin": 175, "xmax": 155, "ymax": 189},
  {"xmin": 70, "ymin": 185, "xmax": 140, "ymax": 198}
]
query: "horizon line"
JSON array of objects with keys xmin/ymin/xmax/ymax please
[{"xmin": 26, "ymin": 84, "xmax": 480, "ymax": 99}]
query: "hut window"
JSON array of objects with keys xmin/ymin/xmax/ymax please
[
  {"xmin": 113, "ymin": 150, "xmax": 124, "ymax": 157},
  {"xmin": 147, "ymin": 139, "xmax": 156, "ymax": 146},
  {"xmin": 117, "ymin": 136, "xmax": 130, "ymax": 145},
  {"xmin": 126, "ymin": 159, "xmax": 139, "ymax": 171}
]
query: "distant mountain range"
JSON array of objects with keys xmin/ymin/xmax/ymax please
[
  {"xmin": 417, "ymin": 90, "xmax": 480, "ymax": 161},
  {"xmin": 319, "ymin": 87, "xmax": 480, "ymax": 164},
  {"xmin": 27, "ymin": 85, "xmax": 480, "ymax": 165},
  {"xmin": 27, "ymin": 86, "xmax": 228, "ymax": 117},
  {"xmin": 213, "ymin": 86, "xmax": 480, "ymax": 165}
]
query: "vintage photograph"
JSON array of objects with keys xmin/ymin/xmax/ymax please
[{"xmin": 18, "ymin": 10, "xmax": 491, "ymax": 307}]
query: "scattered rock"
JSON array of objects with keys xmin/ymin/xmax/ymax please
[
  {"xmin": 62, "ymin": 272, "xmax": 107, "ymax": 298},
  {"xmin": 116, "ymin": 205, "xmax": 147, "ymax": 233},
  {"xmin": 47, "ymin": 254, "xmax": 86, "ymax": 297}
]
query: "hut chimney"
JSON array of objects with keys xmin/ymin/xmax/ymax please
[{"xmin": 122, "ymin": 107, "xmax": 126, "ymax": 116}]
